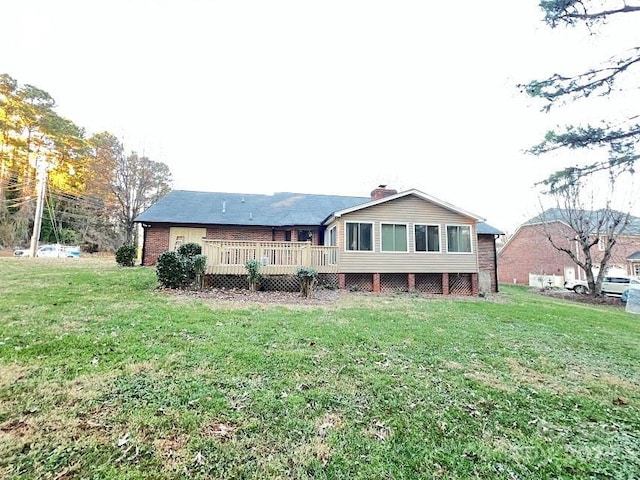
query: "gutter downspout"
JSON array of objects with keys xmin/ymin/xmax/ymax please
[
  {"xmin": 141, "ymin": 224, "xmax": 148, "ymax": 266},
  {"xmin": 494, "ymin": 234, "xmax": 499, "ymax": 293}
]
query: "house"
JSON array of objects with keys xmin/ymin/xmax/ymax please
[
  {"xmin": 497, "ymin": 208, "xmax": 640, "ymax": 286},
  {"xmin": 135, "ymin": 186, "xmax": 504, "ymax": 295}
]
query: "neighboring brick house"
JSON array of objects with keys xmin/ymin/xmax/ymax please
[
  {"xmin": 135, "ymin": 186, "xmax": 504, "ymax": 294},
  {"xmin": 498, "ymin": 209, "xmax": 640, "ymax": 285}
]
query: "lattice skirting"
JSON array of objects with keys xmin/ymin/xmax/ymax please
[
  {"xmin": 415, "ymin": 273, "xmax": 443, "ymax": 294},
  {"xmin": 317, "ymin": 273, "xmax": 338, "ymax": 289},
  {"xmin": 380, "ymin": 273, "xmax": 408, "ymax": 292},
  {"xmin": 205, "ymin": 274, "xmax": 338, "ymax": 292},
  {"xmin": 205, "ymin": 273, "xmax": 473, "ymax": 295},
  {"xmin": 204, "ymin": 274, "xmax": 247, "ymax": 290},
  {"xmin": 449, "ymin": 273, "xmax": 473, "ymax": 295},
  {"xmin": 344, "ymin": 273, "xmax": 373, "ymax": 292}
]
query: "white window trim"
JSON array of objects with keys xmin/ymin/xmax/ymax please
[
  {"xmin": 445, "ymin": 224, "xmax": 474, "ymax": 254},
  {"xmin": 344, "ymin": 221, "xmax": 375, "ymax": 252},
  {"xmin": 414, "ymin": 223, "xmax": 441, "ymax": 253},
  {"xmin": 380, "ymin": 222, "xmax": 409, "ymax": 253},
  {"xmin": 326, "ymin": 225, "xmax": 337, "ymax": 246},
  {"xmin": 598, "ymin": 235, "xmax": 606, "ymax": 251}
]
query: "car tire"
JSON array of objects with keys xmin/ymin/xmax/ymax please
[{"xmin": 574, "ymin": 285, "xmax": 588, "ymax": 295}]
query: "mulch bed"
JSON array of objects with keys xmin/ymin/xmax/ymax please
[
  {"xmin": 534, "ymin": 288, "xmax": 625, "ymax": 307},
  {"xmin": 159, "ymin": 285, "xmax": 627, "ymax": 308}
]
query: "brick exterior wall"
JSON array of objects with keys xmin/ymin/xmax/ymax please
[
  {"xmin": 498, "ymin": 222, "xmax": 575, "ymax": 285},
  {"xmin": 603, "ymin": 235, "xmax": 640, "ymax": 272},
  {"xmin": 477, "ymin": 234, "xmax": 498, "ymax": 293},
  {"xmin": 498, "ymin": 221, "xmax": 640, "ymax": 285},
  {"xmin": 204, "ymin": 225, "xmax": 321, "ymax": 244},
  {"xmin": 142, "ymin": 226, "xmax": 170, "ymax": 266}
]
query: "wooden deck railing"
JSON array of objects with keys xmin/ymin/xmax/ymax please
[{"xmin": 201, "ymin": 240, "xmax": 338, "ymax": 275}]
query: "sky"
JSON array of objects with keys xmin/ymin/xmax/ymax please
[{"xmin": 4, "ymin": 0, "xmax": 637, "ymax": 233}]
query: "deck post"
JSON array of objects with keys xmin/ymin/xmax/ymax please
[
  {"xmin": 338, "ymin": 273, "xmax": 346, "ymax": 289},
  {"xmin": 302, "ymin": 242, "xmax": 311, "ymax": 266}
]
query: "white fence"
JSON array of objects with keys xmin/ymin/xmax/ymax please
[{"xmin": 528, "ymin": 274, "xmax": 564, "ymax": 289}]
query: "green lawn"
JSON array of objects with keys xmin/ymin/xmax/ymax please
[{"xmin": 1, "ymin": 258, "xmax": 639, "ymax": 479}]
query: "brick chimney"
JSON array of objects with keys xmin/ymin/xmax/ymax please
[{"xmin": 370, "ymin": 185, "xmax": 398, "ymax": 201}]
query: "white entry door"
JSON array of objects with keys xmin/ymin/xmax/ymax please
[{"xmin": 564, "ymin": 266, "xmax": 575, "ymax": 281}]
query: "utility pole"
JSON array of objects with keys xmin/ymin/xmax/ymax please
[{"xmin": 28, "ymin": 157, "xmax": 49, "ymax": 258}]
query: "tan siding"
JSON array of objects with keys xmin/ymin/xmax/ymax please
[{"xmin": 337, "ymin": 196, "xmax": 478, "ymax": 273}]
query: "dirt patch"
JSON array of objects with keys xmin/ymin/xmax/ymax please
[
  {"xmin": 0, "ymin": 364, "xmax": 31, "ymax": 389},
  {"xmin": 159, "ymin": 287, "xmax": 343, "ymax": 308}
]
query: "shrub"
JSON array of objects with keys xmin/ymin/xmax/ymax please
[
  {"xmin": 177, "ymin": 243, "xmax": 203, "ymax": 283},
  {"xmin": 115, "ymin": 244, "xmax": 137, "ymax": 267},
  {"xmin": 156, "ymin": 246, "xmax": 207, "ymax": 289},
  {"xmin": 156, "ymin": 251, "xmax": 185, "ymax": 288},
  {"xmin": 177, "ymin": 242, "xmax": 202, "ymax": 258},
  {"xmin": 296, "ymin": 266, "xmax": 318, "ymax": 298},
  {"xmin": 245, "ymin": 259, "xmax": 261, "ymax": 291}
]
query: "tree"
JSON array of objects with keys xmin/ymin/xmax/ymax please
[
  {"xmin": 113, "ymin": 152, "xmax": 172, "ymax": 245},
  {"xmin": 537, "ymin": 170, "xmax": 632, "ymax": 296},
  {"xmin": 0, "ymin": 74, "xmax": 90, "ymax": 248},
  {"xmin": 87, "ymin": 132, "xmax": 172, "ymax": 246},
  {"xmin": 524, "ymin": 1, "xmax": 640, "ymax": 181}
]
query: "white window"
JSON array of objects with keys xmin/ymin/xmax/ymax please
[
  {"xmin": 446, "ymin": 225, "xmax": 472, "ymax": 253},
  {"xmin": 598, "ymin": 235, "xmax": 606, "ymax": 251},
  {"xmin": 415, "ymin": 224, "xmax": 440, "ymax": 252},
  {"xmin": 381, "ymin": 223, "xmax": 408, "ymax": 252},
  {"xmin": 346, "ymin": 222, "xmax": 373, "ymax": 251},
  {"xmin": 326, "ymin": 226, "xmax": 337, "ymax": 246}
]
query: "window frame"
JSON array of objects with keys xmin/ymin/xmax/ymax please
[
  {"xmin": 414, "ymin": 223, "xmax": 441, "ymax": 253},
  {"xmin": 445, "ymin": 224, "xmax": 473, "ymax": 254},
  {"xmin": 598, "ymin": 235, "xmax": 606, "ymax": 251},
  {"xmin": 380, "ymin": 223, "xmax": 409, "ymax": 253},
  {"xmin": 326, "ymin": 226, "xmax": 337, "ymax": 246},
  {"xmin": 344, "ymin": 221, "xmax": 374, "ymax": 252}
]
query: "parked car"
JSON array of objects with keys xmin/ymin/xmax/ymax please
[
  {"xmin": 13, "ymin": 244, "xmax": 81, "ymax": 259},
  {"xmin": 601, "ymin": 276, "xmax": 640, "ymax": 296},
  {"xmin": 564, "ymin": 278, "xmax": 589, "ymax": 294}
]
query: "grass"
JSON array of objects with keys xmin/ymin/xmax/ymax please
[{"xmin": 1, "ymin": 258, "xmax": 639, "ymax": 479}]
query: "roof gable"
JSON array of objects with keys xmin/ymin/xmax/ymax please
[{"xmin": 325, "ymin": 189, "xmax": 485, "ymax": 224}]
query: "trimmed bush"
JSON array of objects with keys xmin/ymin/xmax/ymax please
[
  {"xmin": 156, "ymin": 251, "xmax": 185, "ymax": 288},
  {"xmin": 178, "ymin": 242, "xmax": 203, "ymax": 283},
  {"xmin": 115, "ymin": 244, "xmax": 137, "ymax": 267},
  {"xmin": 177, "ymin": 242, "xmax": 202, "ymax": 258}
]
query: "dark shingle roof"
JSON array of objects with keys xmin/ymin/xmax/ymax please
[
  {"xmin": 525, "ymin": 208, "xmax": 640, "ymax": 235},
  {"xmin": 135, "ymin": 189, "xmax": 505, "ymax": 234},
  {"xmin": 476, "ymin": 222, "xmax": 504, "ymax": 235},
  {"xmin": 135, "ymin": 190, "xmax": 370, "ymax": 226},
  {"xmin": 627, "ymin": 251, "xmax": 640, "ymax": 260}
]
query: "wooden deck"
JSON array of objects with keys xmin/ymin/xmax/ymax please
[{"xmin": 201, "ymin": 240, "xmax": 338, "ymax": 275}]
